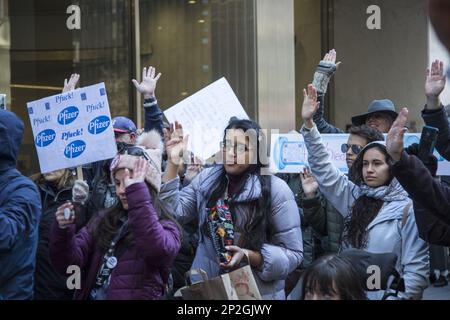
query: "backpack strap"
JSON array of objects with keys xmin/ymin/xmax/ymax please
[{"xmin": 401, "ymin": 202, "xmax": 413, "ymax": 229}]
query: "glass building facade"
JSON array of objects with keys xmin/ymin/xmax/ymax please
[
  {"xmin": 3, "ymin": 0, "xmax": 264, "ymax": 175},
  {"xmin": 0, "ymin": 0, "xmax": 432, "ymax": 176}
]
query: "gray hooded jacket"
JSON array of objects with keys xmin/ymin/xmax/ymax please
[{"xmin": 301, "ymin": 125, "xmax": 429, "ymax": 300}]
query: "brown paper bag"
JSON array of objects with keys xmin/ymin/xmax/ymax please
[{"xmin": 179, "ymin": 266, "xmax": 262, "ymax": 300}]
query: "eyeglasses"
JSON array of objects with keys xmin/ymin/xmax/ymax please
[
  {"xmin": 341, "ymin": 143, "xmax": 363, "ymax": 154},
  {"xmin": 220, "ymin": 141, "xmax": 251, "ymax": 154}
]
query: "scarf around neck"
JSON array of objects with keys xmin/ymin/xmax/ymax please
[{"xmin": 358, "ymin": 178, "xmax": 408, "ymax": 202}]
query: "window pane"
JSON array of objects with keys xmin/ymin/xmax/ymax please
[
  {"xmin": 7, "ymin": 0, "xmax": 132, "ymax": 175},
  {"xmin": 139, "ymin": 0, "xmax": 257, "ymax": 118}
]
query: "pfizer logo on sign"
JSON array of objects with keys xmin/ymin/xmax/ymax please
[
  {"xmin": 35, "ymin": 129, "xmax": 56, "ymax": 147},
  {"xmin": 88, "ymin": 116, "xmax": 110, "ymax": 135},
  {"xmin": 27, "ymin": 82, "xmax": 118, "ymax": 174},
  {"xmin": 58, "ymin": 106, "xmax": 80, "ymax": 125},
  {"xmin": 64, "ymin": 140, "xmax": 87, "ymax": 159}
]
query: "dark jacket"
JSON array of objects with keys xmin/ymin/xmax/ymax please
[
  {"xmin": 422, "ymin": 106, "xmax": 450, "ymax": 161},
  {"xmin": 313, "ymin": 92, "xmax": 344, "ymax": 134},
  {"xmin": 49, "ymin": 182, "xmax": 181, "ymax": 300},
  {"xmin": 33, "ymin": 178, "xmax": 90, "ymax": 300},
  {"xmin": 277, "ymin": 173, "xmax": 323, "ymax": 267},
  {"xmin": 302, "ymin": 193, "xmax": 344, "ymax": 255},
  {"xmin": 144, "ymin": 97, "xmax": 164, "ymax": 136},
  {"xmin": 393, "ymin": 151, "xmax": 450, "ymax": 246},
  {"xmin": 0, "ymin": 109, "xmax": 41, "ymax": 300}
]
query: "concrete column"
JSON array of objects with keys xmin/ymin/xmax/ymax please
[{"xmin": 256, "ymin": 0, "xmax": 296, "ymax": 132}]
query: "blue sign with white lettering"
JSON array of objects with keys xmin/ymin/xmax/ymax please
[
  {"xmin": 35, "ymin": 129, "xmax": 56, "ymax": 147},
  {"xmin": 88, "ymin": 116, "xmax": 111, "ymax": 135},
  {"xmin": 64, "ymin": 140, "xmax": 87, "ymax": 159},
  {"xmin": 58, "ymin": 106, "xmax": 80, "ymax": 125}
]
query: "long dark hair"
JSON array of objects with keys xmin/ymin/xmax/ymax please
[
  {"xmin": 300, "ymin": 255, "xmax": 367, "ymax": 300},
  {"xmin": 93, "ymin": 182, "xmax": 181, "ymax": 252},
  {"xmin": 200, "ymin": 118, "xmax": 272, "ymax": 251},
  {"xmin": 344, "ymin": 144, "xmax": 394, "ymax": 249}
]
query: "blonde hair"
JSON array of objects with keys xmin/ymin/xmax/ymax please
[
  {"xmin": 56, "ymin": 169, "xmax": 76, "ymax": 190},
  {"xmin": 37, "ymin": 169, "xmax": 76, "ymax": 190}
]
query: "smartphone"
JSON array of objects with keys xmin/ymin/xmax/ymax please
[
  {"xmin": 0, "ymin": 94, "xmax": 6, "ymax": 110},
  {"xmin": 418, "ymin": 125, "xmax": 439, "ymax": 163}
]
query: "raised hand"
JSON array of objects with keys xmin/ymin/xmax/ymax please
[
  {"xmin": 386, "ymin": 108, "xmax": 409, "ymax": 162},
  {"xmin": 123, "ymin": 157, "xmax": 147, "ymax": 188},
  {"xmin": 166, "ymin": 122, "xmax": 189, "ymax": 166},
  {"xmin": 300, "ymin": 167, "xmax": 319, "ymax": 199},
  {"xmin": 63, "ymin": 74, "xmax": 80, "ymax": 93},
  {"xmin": 302, "ymin": 84, "xmax": 320, "ymax": 127},
  {"xmin": 425, "ymin": 60, "xmax": 446, "ymax": 110},
  {"xmin": 322, "ymin": 49, "xmax": 342, "ymax": 68},
  {"xmin": 132, "ymin": 66, "xmax": 162, "ymax": 100}
]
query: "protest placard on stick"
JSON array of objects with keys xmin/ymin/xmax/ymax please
[
  {"xmin": 27, "ymin": 82, "xmax": 117, "ymax": 173},
  {"xmin": 164, "ymin": 78, "xmax": 249, "ymax": 162}
]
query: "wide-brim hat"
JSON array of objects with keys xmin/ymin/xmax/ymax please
[{"xmin": 351, "ymin": 99, "xmax": 398, "ymax": 126}]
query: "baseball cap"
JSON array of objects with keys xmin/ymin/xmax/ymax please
[{"xmin": 112, "ymin": 116, "xmax": 137, "ymax": 133}]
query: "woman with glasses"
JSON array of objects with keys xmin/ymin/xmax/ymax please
[
  {"xmin": 49, "ymin": 131, "xmax": 181, "ymax": 300},
  {"xmin": 300, "ymin": 84, "xmax": 429, "ymax": 300},
  {"xmin": 158, "ymin": 119, "xmax": 303, "ymax": 300}
]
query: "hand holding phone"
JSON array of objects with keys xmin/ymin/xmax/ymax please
[{"xmin": 418, "ymin": 126, "xmax": 439, "ymax": 164}]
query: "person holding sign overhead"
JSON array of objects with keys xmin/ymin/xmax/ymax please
[
  {"xmin": 32, "ymin": 74, "xmax": 93, "ymax": 300},
  {"xmin": 158, "ymin": 119, "xmax": 303, "ymax": 300},
  {"xmin": 31, "ymin": 167, "xmax": 91, "ymax": 300}
]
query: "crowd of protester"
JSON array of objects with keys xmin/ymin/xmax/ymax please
[{"xmin": 1, "ymin": 0, "xmax": 450, "ymax": 301}]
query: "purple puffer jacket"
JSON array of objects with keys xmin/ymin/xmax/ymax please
[{"xmin": 49, "ymin": 182, "xmax": 181, "ymax": 300}]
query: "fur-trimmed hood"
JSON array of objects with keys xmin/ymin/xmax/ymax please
[{"xmin": 111, "ymin": 130, "xmax": 164, "ymax": 192}]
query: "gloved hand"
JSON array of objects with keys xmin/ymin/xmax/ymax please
[
  {"xmin": 405, "ymin": 143, "xmax": 438, "ymax": 177},
  {"xmin": 72, "ymin": 180, "xmax": 89, "ymax": 205},
  {"xmin": 312, "ymin": 49, "xmax": 341, "ymax": 93}
]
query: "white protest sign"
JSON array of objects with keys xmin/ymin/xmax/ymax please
[
  {"xmin": 27, "ymin": 82, "xmax": 117, "ymax": 173},
  {"xmin": 270, "ymin": 133, "xmax": 348, "ymax": 174},
  {"xmin": 270, "ymin": 133, "xmax": 450, "ymax": 176},
  {"xmin": 164, "ymin": 78, "xmax": 249, "ymax": 161}
]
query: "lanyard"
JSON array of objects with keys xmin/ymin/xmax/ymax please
[
  {"xmin": 94, "ymin": 219, "xmax": 129, "ymax": 289},
  {"xmin": 206, "ymin": 197, "xmax": 234, "ymax": 264}
]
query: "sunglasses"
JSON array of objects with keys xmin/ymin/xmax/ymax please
[
  {"xmin": 112, "ymin": 145, "xmax": 161, "ymax": 174},
  {"xmin": 120, "ymin": 146, "xmax": 150, "ymax": 160},
  {"xmin": 341, "ymin": 143, "xmax": 363, "ymax": 155}
]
